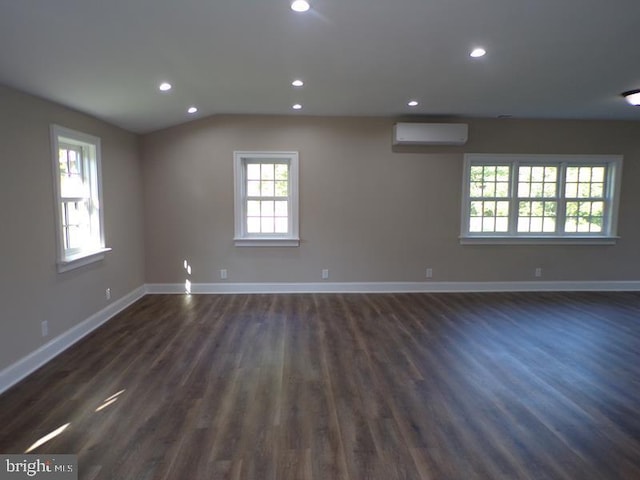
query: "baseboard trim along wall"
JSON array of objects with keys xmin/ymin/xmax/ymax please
[
  {"xmin": 145, "ymin": 280, "xmax": 640, "ymax": 295},
  {"xmin": 0, "ymin": 285, "xmax": 147, "ymax": 396},
  {"xmin": 3, "ymin": 280, "xmax": 639, "ymax": 395}
]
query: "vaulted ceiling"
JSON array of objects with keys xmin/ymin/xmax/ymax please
[{"xmin": 1, "ymin": 0, "xmax": 639, "ymax": 133}]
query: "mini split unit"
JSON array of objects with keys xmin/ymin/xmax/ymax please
[{"xmin": 393, "ymin": 122, "xmax": 468, "ymax": 146}]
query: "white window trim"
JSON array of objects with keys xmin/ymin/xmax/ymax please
[
  {"xmin": 51, "ymin": 125, "xmax": 110, "ymax": 272},
  {"xmin": 460, "ymin": 154, "xmax": 623, "ymax": 244},
  {"xmin": 233, "ymin": 151, "xmax": 300, "ymax": 247}
]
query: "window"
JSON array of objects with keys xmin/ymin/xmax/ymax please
[
  {"xmin": 51, "ymin": 125, "xmax": 109, "ymax": 271},
  {"xmin": 461, "ymin": 154, "xmax": 622, "ymax": 243},
  {"xmin": 233, "ymin": 151, "xmax": 299, "ymax": 246}
]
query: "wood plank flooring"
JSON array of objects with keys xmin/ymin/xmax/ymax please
[{"xmin": 1, "ymin": 292, "xmax": 639, "ymax": 479}]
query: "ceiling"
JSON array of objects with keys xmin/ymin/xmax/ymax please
[{"xmin": 1, "ymin": 0, "xmax": 639, "ymax": 133}]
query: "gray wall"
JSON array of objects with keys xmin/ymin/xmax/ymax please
[
  {"xmin": 0, "ymin": 85, "xmax": 146, "ymax": 372},
  {"xmin": 141, "ymin": 115, "xmax": 640, "ymax": 284}
]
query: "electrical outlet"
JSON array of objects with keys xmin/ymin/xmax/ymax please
[
  {"xmin": 322, "ymin": 269, "xmax": 329, "ymax": 280},
  {"xmin": 535, "ymin": 267, "xmax": 542, "ymax": 278},
  {"xmin": 105, "ymin": 288, "xmax": 111, "ymax": 300},
  {"xmin": 220, "ymin": 269, "xmax": 228, "ymax": 280},
  {"xmin": 41, "ymin": 320, "xmax": 48, "ymax": 337},
  {"xmin": 426, "ymin": 268, "xmax": 433, "ymax": 279}
]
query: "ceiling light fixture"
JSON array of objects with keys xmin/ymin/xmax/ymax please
[
  {"xmin": 292, "ymin": 79, "xmax": 304, "ymax": 87},
  {"xmin": 292, "ymin": 103, "xmax": 303, "ymax": 110},
  {"xmin": 291, "ymin": 0, "xmax": 310, "ymax": 12},
  {"xmin": 470, "ymin": 48, "xmax": 486, "ymax": 58},
  {"xmin": 159, "ymin": 82, "xmax": 172, "ymax": 91},
  {"xmin": 407, "ymin": 100, "xmax": 419, "ymax": 107},
  {"xmin": 622, "ymin": 89, "xmax": 640, "ymax": 106},
  {"xmin": 187, "ymin": 106, "xmax": 198, "ymax": 114}
]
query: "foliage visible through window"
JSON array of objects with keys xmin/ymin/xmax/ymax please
[
  {"xmin": 233, "ymin": 151, "xmax": 299, "ymax": 246},
  {"xmin": 51, "ymin": 125, "xmax": 107, "ymax": 271},
  {"xmin": 246, "ymin": 162, "xmax": 290, "ymax": 234},
  {"xmin": 462, "ymin": 154, "xmax": 621, "ymax": 241}
]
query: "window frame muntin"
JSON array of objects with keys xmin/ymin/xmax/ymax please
[
  {"xmin": 233, "ymin": 151, "xmax": 300, "ymax": 247},
  {"xmin": 51, "ymin": 124, "xmax": 109, "ymax": 272},
  {"xmin": 461, "ymin": 154, "xmax": 622, "ymax": 244}
]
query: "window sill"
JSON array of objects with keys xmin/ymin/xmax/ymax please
[
  {"xmin": 57, "ymin": 247, "xmax": 112, "ymax": 273},
  {"xmin": 234, "ymin": 237, "xmax": 300, "ymax": 247},
  {"xmin": 459, "ymin": 236, "xmax": 618, "ymax": 245}
]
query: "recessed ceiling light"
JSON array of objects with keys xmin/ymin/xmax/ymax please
[
  {"xmin": 187, "ymin": 106, "xmax": 198, "ymax": 114},
  {"xmin": 470, "ymin": 48, "xmax": 486, "ymax": 58},
  {"xmin": 408, "ymin": 100, "xmax": 419, "ymax": 107},
  {"xmin": 291, "ymin": 0, "xmax": 310, "ymax": 12},
  {"xmin": 292, "ymin": 104, "xmax": 303, "ymax": 110},
  {"xmin": 159, "ymin": 82, "xmax": 172, "ymax": 91},
  {"xmin": 622, "ymin": 89, "xmax": 640, "ymax": 106},
  {"xmin": 292, "ymin": 79, "xmax": 304, "ymax": 87}
]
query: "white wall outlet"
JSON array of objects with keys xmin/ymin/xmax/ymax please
[
  {"xmin": 105, "ymin": 288, "xmax": 111, "ymax": 300},
  {"xmin": 426, "ymin": 268, "xmax": 433, "ymax": 279},
  {"xmin": 322, "ymin": 269, "xmax": 329, "ymax": 280},
  {"xmin": 41, "ymin": 320, "xmax": 48, "ymax": 337},
  {"xmin": 535, "ymin": 267, "xmax": 542, "ymax": 278},
  {"xmin": 220, "ymin": 269, "xmax": 228, "ymax": 280}
]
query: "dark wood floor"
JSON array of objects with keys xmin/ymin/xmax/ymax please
[{"xmin": 1, "ymin": 292, "xmax": 639, "ymax": 479}]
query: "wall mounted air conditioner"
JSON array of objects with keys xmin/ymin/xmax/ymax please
[{"xmin": 393, "ymin": 122, "xmax": 468, "ymax": 146}]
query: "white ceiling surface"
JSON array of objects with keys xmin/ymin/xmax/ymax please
[{"xmin": 1, "ymin": 0, "xmax": 639, "ymax": 133}]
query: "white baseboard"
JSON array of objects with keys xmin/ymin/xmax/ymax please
[
  {"xmin": 0, "ymin": 285, "xmax": 147, "ymax": 396},
  {"xmin": 3, "ymin": 280, "xmax": 638, "ymax": 395},
  {"xmin": 145, "ymin": 280, "xmax": 640, "ymax": 295}
]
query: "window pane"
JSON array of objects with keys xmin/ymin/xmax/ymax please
[
  {"xmin": 482, "ymin": 217, "xmax": 495, "ymax": 232},
  {"xmin": 518, "ymin": 183, "xmax": 530, "ymax": 197},
  {"xmin": 275, "ymin": 180, "xmax": 288, "ymax": 197},
  {"xmin": 247, "ymin": 180, "xmax": 260, "ymax": 196},
  {"xmin": 543, "ymin": 183, "xmax": 556, "ymax": 197},
  {"xmin": 531, "ymin": 167, "xmax": 544, "ymax": 182},
  {"xmin": 544, "ymin": 167, "xmax": 557, "ymax": 182},
  {"xmin": 275, "ymin": 218, "xmax": 288, "ymax": 233},
  {"xmin": 566, "ymin": 167, "xmax": 579, "ymax": 182},
  {"xmin": 275, "ymin": 201, "xmax": 288, "ymax": 216},
  {"xmin": 470, "ymin": 182, "xmax": 484, "ymax": 197},
  {"xmin": 247, "ymin": 200, "xmax": 260, "ymax": 216},
  {"xmin": 470, "ymin": 201, "xmax": 482, "ymax": 217},
  {"xmin": 543, "ymin": 218, "xmax": 556, "ymax": 232},
  {"xmin": 261, "ymin": 181, "xmax": 274, "ymax": 197},
  {"xmin": 261, "ymin": 163, "xmax": 275, "ymax": 180},
  {"xmin": 578, "ymin": 183, "xmax": 591, "ymax": 198},
  {"xmin": 565, "ymin": 183, "xmax": 578, "ymax": 198},
  {"xmin": 592, "ymin": 167, "xmax": 605, "ymax": 182},
  {"xmin": 591, "ymin": 183, "xmax": 604, "ymax": 198},
  {"xmin": 275, "ymin": 164, "xmax": 288, "ymax": 180},
  {"xmin": 530, "ymin": 183, "xmax": 543, "ymax": 197},
  {"xmin": 484, "ymin": 166, "xmax": 496, "ymax": 181},
  {"xmin": 247, "ymin": 217, "xmax": 261, "ymax": 233},
  {"xmin": 496, "ymin": 201, "xmax": 509, "ymax": 217},
  {"xmin": 495, "ymin": 217, "xmax": 509, "ymax": 232},
  {"xmin": 519, "ymin": 166, "xmax": 531, "ymax": 182},
  {"xmin": 247, "ymin": 164, "xmax": 261, "ymax": 180},
  {"xmin": 530, "ymin": 217, "xmax": 543, "ymax": 232},
  {"xmin": 469, "ymin": 217, "xmax": 482, "ymax": 232},
  {"xmin": 517, "ymin": 217, "xmax": 530, "ymax": 232},
  {"xmin": 495, "ymin": 182, "xmax": 509, "ymax": 197},
  {"xmin": 481, "ymin": 183, "xmax": 494, "ymax": 197},
  {"xmin": 565, "ymin": 218, "xmax": 577, "ymax": 233},
  {"xmin": 578, "ymin": 167, "xmax": 591, "ymax": 182},
  {"xmin": 483, "ymin": 201, "xmax": 496, "ymax": 217},
  {"xmin": 261, "ymin": 217, "xmax": 275, "ymax": 233},
  {"xmin": 261, "ymin": 201, "xmax": 274, "ymax": 217},
  {"xmin": 496, "ymin": 166, "xmax": 510, "ymax": 182}
]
